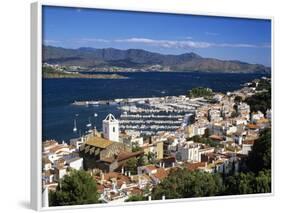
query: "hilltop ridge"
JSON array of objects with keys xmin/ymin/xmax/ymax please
[{"xmin": 43, "ymin": 45, "xmax": 270, "ymax": 73}]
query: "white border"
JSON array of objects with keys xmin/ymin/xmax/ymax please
[
  {"xmin": 31, "ymin": 2, "xmax": 42, "ymax": 211},
  {"xmin": 31, "ymin": 1, "xmax": 274, "ymax": 211}
]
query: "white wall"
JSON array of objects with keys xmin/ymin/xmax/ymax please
[
  {"xmin": 103, "ymin": 118, "xmax": 119, "ymax": 142},
  {"xmin": 69, "ymin": 158, "xmax": 83, "ymax": 170}
]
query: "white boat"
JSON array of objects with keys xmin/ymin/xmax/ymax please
[
  {"xmin": 89, "ymin": 101, "xmax": 99, "ymax": 105},
  {"xmin": 86, "ymin": 117, "xmax": 92, "ymax": 128},
  {"xmin": 73, "ymin": 119, "xmax": 77, "ymax": 132}
]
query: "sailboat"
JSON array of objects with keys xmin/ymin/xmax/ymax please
[
  {"xmin": 86, "ymin": 117, "xmax": 92, "ymax": 128},
  {"xmin": 73, "ymin": 119, "xmax": 77, "ymax": 132}
]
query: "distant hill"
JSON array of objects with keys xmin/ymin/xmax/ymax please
[{"xmin": 43, "ymin": 46, "xmax": 271, "ymax": 73}]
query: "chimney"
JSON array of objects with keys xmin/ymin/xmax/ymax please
[
  {"xmin": 162, "ymin": 195, "xmax": 165, "ymax": 200},
  {"xmin": 148, "ymin": 196, "xmax": 152, "ymax": 201}
]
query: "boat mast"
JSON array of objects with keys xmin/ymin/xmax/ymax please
[{"xmin": 73, "ymin": 119, "xmax": 77, "ymax": 132}]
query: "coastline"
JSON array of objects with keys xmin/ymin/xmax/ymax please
[
  {"xmin": 43, "ymin": 72, "xmax": 129, "ymax": 79},
  {"xmin": 43, "ymin": 73, "xmax": 269, "ymax": 142}
]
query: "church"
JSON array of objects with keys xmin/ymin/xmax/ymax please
[
  {"xmin": 102, "ymin": 114, "xmax": 119, "ymax": 142},
  {"xmin": 80, "ymin": 113, "xmax": 143, "ymax": 172}
]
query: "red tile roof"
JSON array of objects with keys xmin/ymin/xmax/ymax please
[
  {"xmin": 144, "ymin": 165, "xmax": 157, "ymax": 171},
  {"xmin": 209, "ymin": 135, "xmax": 223, "ymax": 141},
  {"xmin": 243, "ymin": 140, "xmax": 255, "ymax": 145},
  {"xmin": 153, "ymin": 168, "xmax": 169, "ymax": 181},
  {"xmin": 186, "ymin": 162, "xmax": 206, "ymax": 171}
]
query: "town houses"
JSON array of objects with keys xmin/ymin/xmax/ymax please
[{"xmin": 42, "ymin": 77, "xmax": 271, "ymax": 204}]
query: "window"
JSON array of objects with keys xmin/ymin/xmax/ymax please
[{"xmin": 113, "ymin": 127, "xmax": 115, "ymax": 132}]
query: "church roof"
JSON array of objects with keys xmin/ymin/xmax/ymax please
[
  {"xmin": 103, "ymin": 113, "xmax": 117, "ymax": 122},
  {"xmin": 85, "ymin": 134, "xmax": 113, "ymax": 149}
]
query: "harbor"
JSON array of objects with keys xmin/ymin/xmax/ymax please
[
  {"xmin": 71, "ymin": 95, "xmax": 209, "ymax": 135},
  {"xmin": 43, "ymin": 72, "xmax": 267, "ymax": 142}
]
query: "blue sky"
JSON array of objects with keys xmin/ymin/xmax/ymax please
[{"xmin": 43, "ymin": 6, "xmax": 271, "ymax": 66}]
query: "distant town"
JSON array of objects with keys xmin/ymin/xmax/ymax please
[
  {"xmin": 42, "ymin": 63, "xmax": 128, "ymax": 79},
  {"xmin": 42, "ymin": 76, "xmax": 271, "ymax": 207}
]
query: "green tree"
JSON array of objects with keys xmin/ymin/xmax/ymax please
[
  {"xmin": 256, "ymin": 79, "xmax": 271, "ymax": 91},
  {"xmin": 247, "ymin": 128, "xmax": 271, "ymax": 173},
  {"xmin": 125, "ymin": 157, "xmax": 138, "ymax": 175},
  {"xmin": 224, "ymin": 172, "xmax": 255, "ymax": 195},
  {"xmin": 137, "ymin": 156, "xmax": 145, "ymax": 167},
  {"xmin": 234, "ymin": 96, "xmax": 243, "ymax": 104},
  {"xmin": 204, "ymin": 128, "xmax": 210, "ymax": 138},
  {"xmin": 223, "ymin": 170, "xmax": 271, "ymax": 195},
  {"xmin": 231, "ymin": 111, "xmax": 239, "ymax": 118},
  {"xmin": 146, "ymin": 151, "xmax": 156, "ymax": 164},
  {"xmin": 191, "ymin": 135, "xmax": 220, "ymax": 148},
  {"xmin": 245, "ymin": 89, "xmax": 271, "ymax": 114},
  {"xmin": 49, "ymin": 170, "xmax": 99, "ymax": 206},
  {"xmin": 125, "ymin": 195, "xmax": 147, "ymax": 202},
  {"xmin": 132, "ymin": 143, "xmax": 142, "ymax": 152},
  {"xmin": 188, "ymin": 87, "xmax": 213, "ymax": 98},
  {"xmin": 253, "ymin": 170, "xmax": 271, "ymax": 193},
  {"xmin": 152, "ymin": 169, "xmax": 223, "ymax": 200}
]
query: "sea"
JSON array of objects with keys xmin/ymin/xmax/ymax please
[{"xmin": 43, "ymin": 72, "xmax": 269, "ymax": 142}]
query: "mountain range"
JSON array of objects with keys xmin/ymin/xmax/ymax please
[{"xmin": 43, "ymin": 46, "xmax": 270, "ymax": 73}]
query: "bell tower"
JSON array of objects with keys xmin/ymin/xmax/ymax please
[{"xmin": 102, "ymin": 114, "xmax": 119, "ymax": 142}]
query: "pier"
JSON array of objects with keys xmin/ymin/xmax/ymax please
[{"xmin": 71, "ymin": 95, "xmax": 206, "ymax": 135}]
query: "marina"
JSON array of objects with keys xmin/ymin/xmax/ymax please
[{"xmin": 72, "ymin": 95, "xmax": 207, "ymax": 135}]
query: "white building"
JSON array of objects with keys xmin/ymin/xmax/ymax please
[
  {"xmin": 131, "ymin": 136, "xmax": 144, "ymax": 146},
  {"xmin": 225, "ymin": 125, "xmax": 237, "ymax": 135},
  {"xmin": 176, "ymin": 141, "xmax": 200, "ymax": 162},
  {"xmin": 266, "ymin": 109, "xmax": 271, "ymax": 120},
  {"xmin": 103, "ymin": 114, "xmax": 119, "ymax": 142},
  {"xmin": 55, "ymin": 167, "xmax": 67, "ymax": 181},
  {"xmin": 242, "ymin": 141, "xmax": 254, "ymax": 155},
  {"xmin": 234, "ymin": 117, "xmax": 248, "ymax": 126},
  {"xmin": 70, "ymin": 137, "xmax": 85, "ymax": 150},
  {"xmin": 67, "ymin": 157, "xmax": 83, "ymax": 170},
  {"xmin": 251, "ymin": 111, "xmax": 264, "ymax": 123},
  {"xmin": 237, "ymin": 103, "xmax": 250, "ymax": 120},
  {"xmin": 194, "ymin": 125, "xmax": 207, "ymax": 136},
  {"xmin": 208, "ymin": 109, "xmax": 222, "ymax": 122}
]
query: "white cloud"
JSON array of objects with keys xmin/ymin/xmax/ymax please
[
  {"xmin": 44, "ymin": 37, "xmax": 270, "ymax": 49},
  {"xmin": 76, "ymin": 38, "xmax": 110, "ymax": 43},
  {"xmin": 205, "ymin": 32, "xmax": 219, "ymax": 36},
  {"xmin": 43, "ymin": 40, "xmax": 60, "ymax": 45},
  {"xmin": 115, "ymin": 38, "xmax": 212, "ymax": 48},
  {"xmin": 217, "ymin": 43, "xmax": 258, "ymax": 48},
  {"xmin": 114, "ymin": 37, "xmax": 269, "ymax": 49},
  {"xmin": 184, "ymin": 36, "xmax": 193, "ymax": 40}
]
